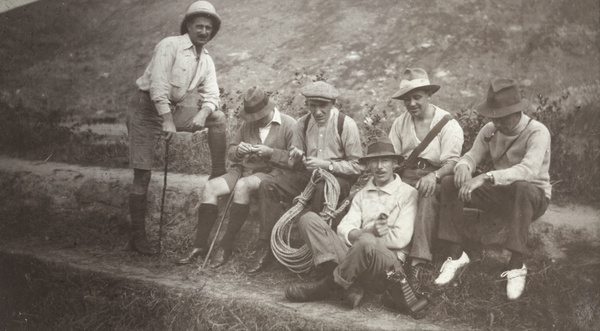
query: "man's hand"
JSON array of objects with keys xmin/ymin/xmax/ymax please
[
  {"xmin": 374, "ymin": 213, "xmax": 390, "ymax": 237},
  {"xmin": 252, "ymin": 144, "xmax": 274, "ymax": 159},
  {"xmin": 288, "ymin": 146, "xmax": 304, "ymax": 162},
  {"xmin": 454, "ymin": 164, "xmax": 472, "ymax": 189},
  {"xmin": 458, "ymin": 174, "xmax": 486, "ymax": 203},
  {"xmin": 304, "ymin": 156, "xmax": 328, "ymax": 171},
  {"xmin": 192, "ymin": 107, "xmax": 211, "ymax": 131},
  {"xmin": 236, "ymin": 142, "xmax": 254, "ymax": 157},
  {"xmin": 415, "ymin": 172, "xmax": 437, "ymax": 197},
  {"xmin": 161, "ymin": 113, "xmax": 177, "ymax": 143}
]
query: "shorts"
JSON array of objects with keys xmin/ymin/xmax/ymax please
[
  {"xmin": 127, "ymin": 91, "xmax": 223, "ymax": 170},
  {"xmin": 219, "ymin": 166, "xmax": 289, "ymax": 190}
]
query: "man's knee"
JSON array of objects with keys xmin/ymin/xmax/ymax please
[
  {"xmin": 354, "ymin": 233, "xmax": 378, "ymax": 251},
  {"xmin": 206, "ymin": 110, "xmax": 226, "ymax": 130},
  {"xmin": 202, "ymin": 179, "xmax": 226, "ymax": 201},
  {"xmin": 233, "ymin": 177, "xmax": 254, "ymax": 200},
  {"xmin": 298, "ymin": 212, "xmax": 325, "ymax": 233}
]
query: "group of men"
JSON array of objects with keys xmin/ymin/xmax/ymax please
[{"xmin": 127, "ymin": 0, "xmax": 552, "ymax": 313}]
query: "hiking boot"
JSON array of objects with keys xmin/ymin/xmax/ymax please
[
  {"xmin": 210, "ymin": 247, "xmax": 232, "ymax": 268},
  {"xmin": 176, "ymin": 247, "xmax": 207, "ymax": 265},
  {"xmin": 285, "ymin": 276, "xmax": 335, "ymax": 302},
  {"xmin": 343, "ymin": 283, "xmax": 364, "ymax": 309},
  {"xmin": 246, "ymin": 245, "xmax": 273, "ymax": 274},
  {"xmin": 434, "ymin": 251, "xmax": 470, "ymax": 286},
  {"xmin": 501, "ymin": 264, "xmax": 527, "ymax": 300}
]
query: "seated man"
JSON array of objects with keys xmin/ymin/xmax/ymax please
[
  {"xmin": 176, "ymin": 86, "xmax": 296, "ymax": 267},
  {"xmin": 285, "ymin": 137, "xmax": 420, "ymax": 311},
  {"xmin": 434, "ymin": 78, "xmax": 551, "ymax": 300},
  {"xmin": 249, "ymin": 81, "xmax": 364, "ymax": 274},
  {"xmin": 388, "ymin": 68, "xmax": 464, "ymax": 285}
]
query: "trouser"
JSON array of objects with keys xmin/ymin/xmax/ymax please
[
  {"xmin": 409, "ymin": 185, "xmax": 440, "ymax": 262},
  {"xmin": 257, "ymin": 171, "xmax": 354, "ymax": 241},
  {"xmin": 438, "ymin": 176, "xmax": 549, "ymax": 254},
  {"xmin": 298, "ymin": 212, "xmax": 400, "ymax": 293}
]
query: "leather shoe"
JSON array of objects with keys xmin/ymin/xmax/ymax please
[
  {"xmin": 344, "ymin": 283, "xmax": 364, "ymax": 309},
  {"xmin": 210, "ymin": 247, "xmax": 232, "ymax": 269},
  {"xmin": 285, "ymin": 276, "xmax": 335, "ymax": 302},
  {"xmin": 246, "ymin": 246, "xmax": 273, "ymax": 274},
  {"xmin": 175, "ymin": 247, "xmax": 206, "ymax": 265}
]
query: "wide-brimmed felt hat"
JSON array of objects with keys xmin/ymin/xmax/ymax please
[
  {"xmin": 391, "ymin": 68, "xmax": 440, "ymax": 100},
  {"xmin": 476, "ymin": 78, "xmax": 531, "ymax": 118},
  {"xmin": 359, "ymin": 137, "xmax": 404, "ymax": 164},
  {"xmin": 180, "ymin": 1, "xmax": 221, "ymax": 40},
  {"xmin": 300, "ymin": 81, "xmax": 340, "ymax": 102},
  {"xmin": 239, "ymin": 86, "xmax": 276, "ymax": 122}
]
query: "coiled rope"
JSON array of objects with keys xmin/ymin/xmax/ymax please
[{"xmin": 270, "ymin": 168, "xmax": 352, "ymax": 274}]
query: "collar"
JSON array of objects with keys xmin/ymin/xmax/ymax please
[
  {"xmin": 504, "ymin": 113, "xmax": 530, "ymax": 136},
  {"xmin": 271, "ymin": 107, "xmax": 282, "ymax": 125},
  {"xmin": 182, "ymin": 33, "xmax": 210, "ymax": 56},
  {"xmin": 364, "ymin": 174, "xmax": 403, "ymax": 195}
]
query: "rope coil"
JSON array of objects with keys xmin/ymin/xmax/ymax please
[{"xmin": 270, "ymin": 169, "xmax": 352, "ymax": 274}]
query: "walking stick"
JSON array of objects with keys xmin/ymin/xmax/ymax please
[
  {"xmin": 158, "ymin": 140, "xmax": 169, "ymax": 254},
  {"xmin": 201, "ymin": 168, "xmax": 242, "ymax": 269}
]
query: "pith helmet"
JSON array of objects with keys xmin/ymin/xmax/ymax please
[{"xmin": 180, "ymin": 1, "xmax": 221, "ymax": 39}]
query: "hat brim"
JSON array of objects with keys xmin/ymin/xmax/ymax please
[
  {"xmin": 359, "ymin": 153, "xmax": 404, "ymax": 164},
  {"xmin": 240, "ymin": 99, "xmax": 275, "ymax": 122},
  {"xmin": 476, "ymin": 98, "xmax": 530, "ymax": 118},
  {"xmin": 392, "ymin": 85, "xmax": 440, "ymax": 100}
]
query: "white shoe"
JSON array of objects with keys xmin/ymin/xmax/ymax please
[
  {"xmin": 501, "ymin": 264, "xmax": 527, "ymax": 300},
  {"xmin": 434, "ymin": 252, "xmax": 470, "ymax": 286}
]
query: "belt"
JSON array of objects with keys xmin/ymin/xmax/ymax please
[{"xmin": 405, "ymin": 158, "xmax": 438, "ymax": 171}]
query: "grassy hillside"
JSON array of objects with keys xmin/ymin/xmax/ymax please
[{"xmin": 0, "ymin": 0, "xmax": 598, "ymax": 121}]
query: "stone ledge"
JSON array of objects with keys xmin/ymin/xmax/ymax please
[{"xmin": 1, "ymin": 156, "xmax": 598, "ymax": 260}]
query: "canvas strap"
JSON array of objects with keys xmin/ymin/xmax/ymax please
[{"xmin": 404, "ymin": 114, "xmax": 453, "ymax": 168}]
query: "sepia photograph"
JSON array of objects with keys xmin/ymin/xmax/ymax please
[{"xmin": 0, "ymin": 0, "xmax": 598, "ymax": 329}]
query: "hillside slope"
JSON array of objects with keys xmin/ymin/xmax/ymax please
[{"xmin": 0, "ymin": 0, "xmax": 598, "ymax": 120}]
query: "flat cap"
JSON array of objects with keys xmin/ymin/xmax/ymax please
[{"xmin": 300, "ymin": 81, "xmax": 340, "ymax": 102}]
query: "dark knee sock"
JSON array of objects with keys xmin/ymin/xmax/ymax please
[
  {"xmin": 219, "ymin": 203, "xmax": 250, "ymax": 249},
  {"xmin": 193, "ymin": 204, "xmax": 219, "ymax": 248},
  {"xmin": 208, "ymin": 129, "xmax": 227, "ymax": 178},
  {"xmin": 508, "ymin": 251, "xmax": 524, "ymax": 270}
]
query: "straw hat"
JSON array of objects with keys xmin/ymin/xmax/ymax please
[{"xmin": 391, "ymin": 68, "xmax": 440, "ymax": 100}]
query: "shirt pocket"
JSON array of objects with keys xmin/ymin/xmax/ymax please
[{"xmin": 168, "ymin": 52, "xmax": 193, "ymax": 88}]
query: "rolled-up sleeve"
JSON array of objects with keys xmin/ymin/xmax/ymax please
[
  {"xmin": 149, "ymin": 39, "xmax": 177, "ymax": 115},
  {"xmin": 197, "ymin": 55, "xmax": 219, "ymax": 111}
]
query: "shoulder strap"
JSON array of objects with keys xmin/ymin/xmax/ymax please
[
  {"xmin": 405, "ymin": 114, "xmax": 453, "ymax": 167},
  {"xmin": 337, "ymin": 111, "xmax": 346, "ymax": 137},
  {"xmin": 303, "ymin": 114, "xmax": 311, "ymax": 137}
]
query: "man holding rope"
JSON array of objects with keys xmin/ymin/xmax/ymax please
[
  {"xmin": 249, "ymin": 81, "xmax": 364, "ymax": 274},
  {"xmin": 127, "ymin": 1, "xmax": 226, "ymax": 256},
  {"xmin": 284, "ymin": 137, "xmax": 425, "ymax": 313},
  {"xmin": 176, "ymin": 86, "xmax": 297, "ymax": 267}
]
